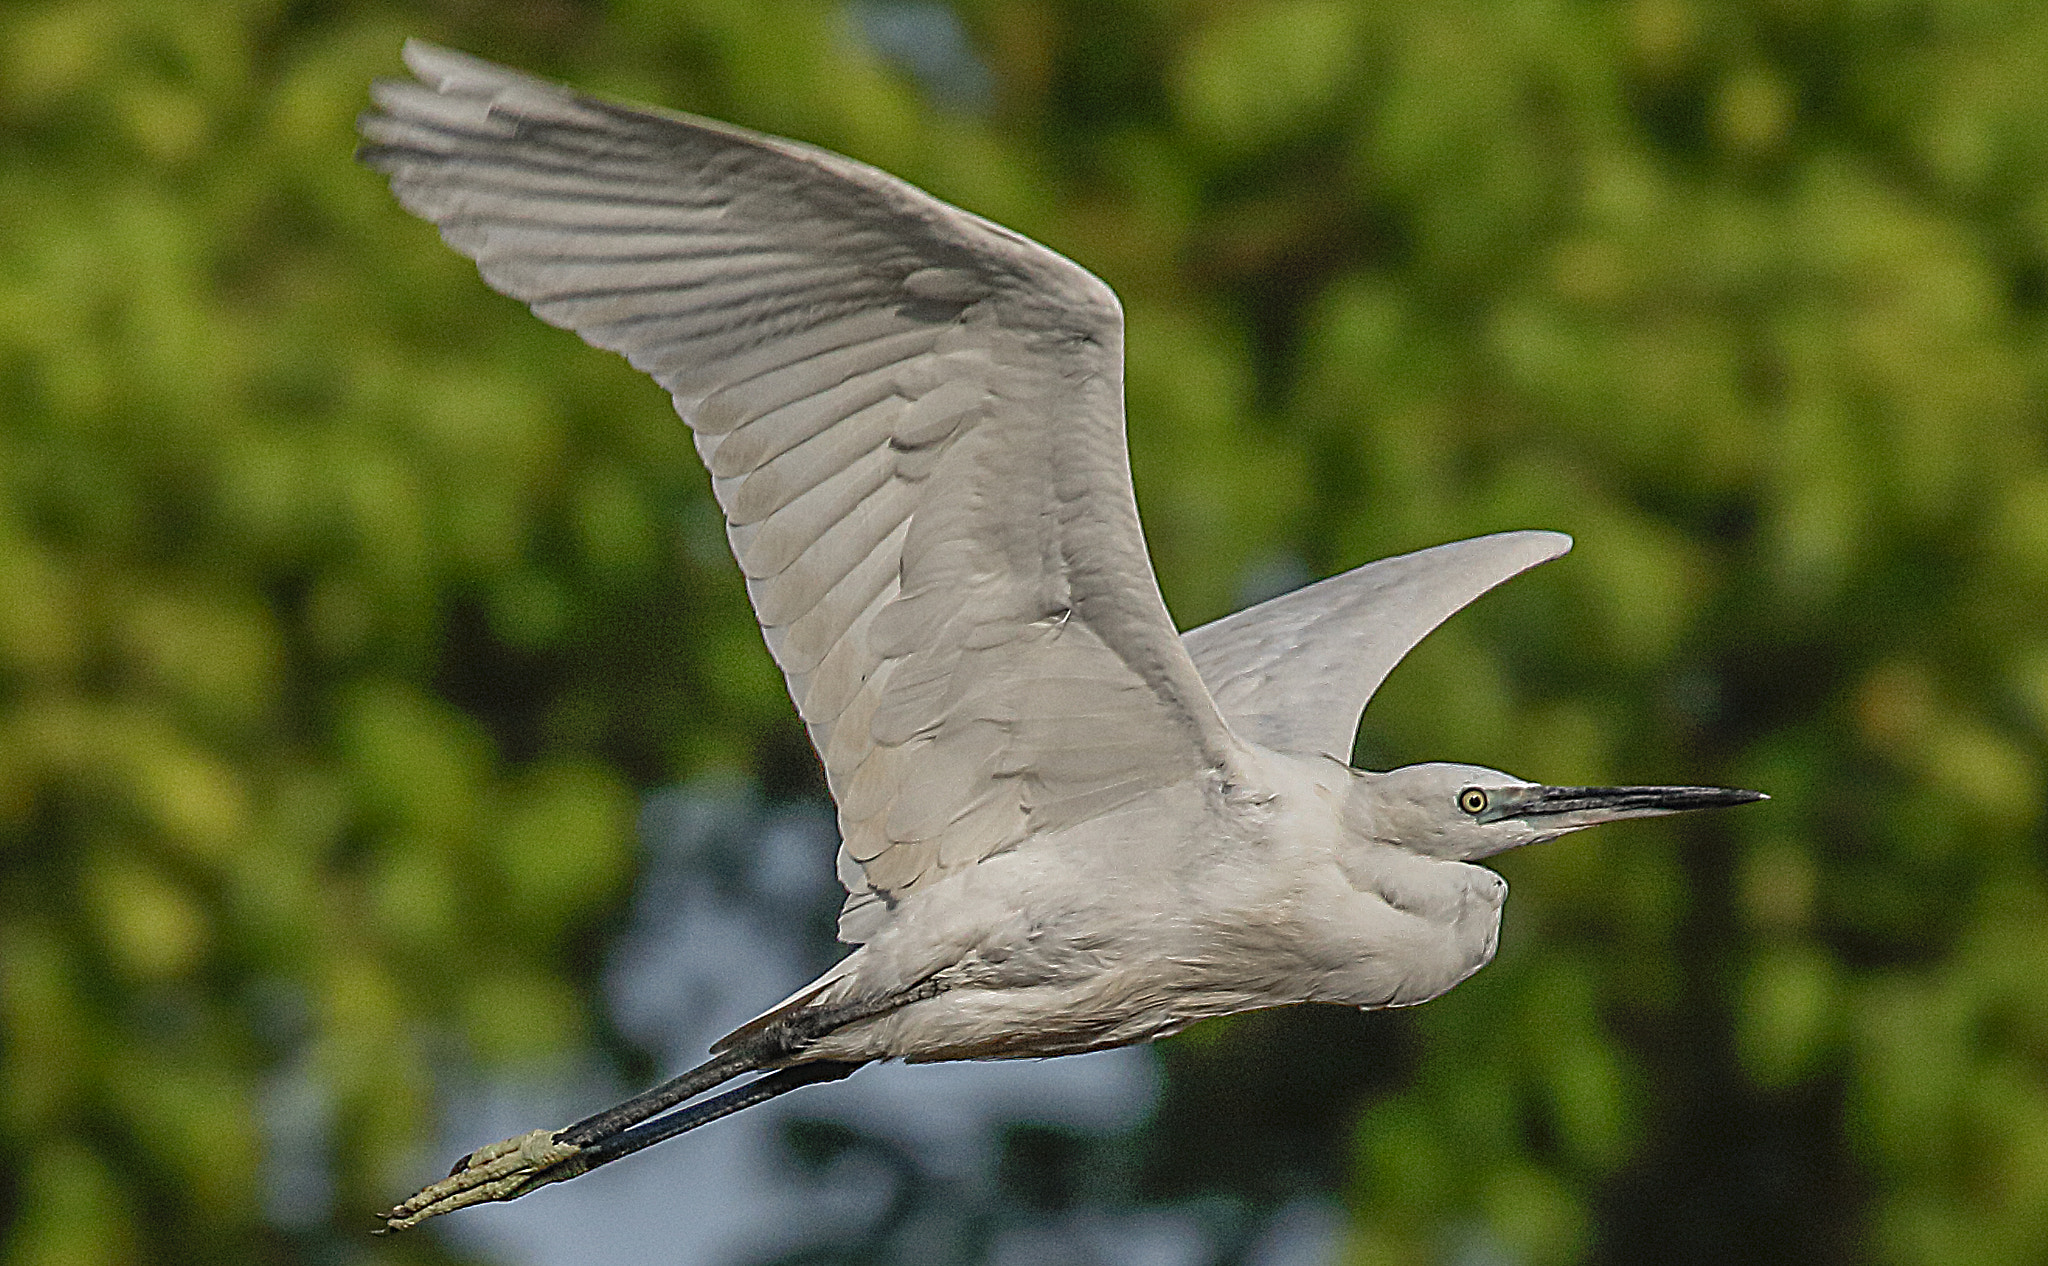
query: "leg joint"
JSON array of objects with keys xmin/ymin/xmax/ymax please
[{"xmin": 741, "ymin": 975, "xmax": 947, "ymax": 1064}]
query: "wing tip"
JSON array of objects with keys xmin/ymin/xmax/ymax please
[
  {"xmin": 399, "ymin": 38, "xmax": 506, "ymax": 92},
  {"xmin": 1477, "ymin": 527, "xmax": 1572, "ymax": 563}
]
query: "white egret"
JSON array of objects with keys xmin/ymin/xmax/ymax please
[{"xmin": 360, "ymin": 43, "xmax": 1763, "ymax": 1230}]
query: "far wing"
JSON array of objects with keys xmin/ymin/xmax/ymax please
[
  {"xmin": 1182, "ymin": 532, "xmax": 1571, "ymax": 760},
  {"xmin": 360, "ymin": 43, "xmax": 1245, "ymax": 943}
]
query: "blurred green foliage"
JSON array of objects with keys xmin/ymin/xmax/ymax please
[{"xmin": 4, "ymin": 1, "xmax": 2048, "ymax": 1263}]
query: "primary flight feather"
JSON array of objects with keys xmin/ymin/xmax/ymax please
[{"xmin": 360, "ymin": 43, "xmax": 1761, "ymax": 1229}]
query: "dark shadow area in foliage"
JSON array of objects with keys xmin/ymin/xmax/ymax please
[{"xmin": 1143, "ymin": 1005, "xmax": 1415, "ymax": 1205}]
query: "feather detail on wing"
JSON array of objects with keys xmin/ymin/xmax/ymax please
[
  {"xmin": 1182, "ymin": 532, "xmax": 1571, "ymax": 760},
  {"xmin": 359, "ymin": 42, "xmax": 1244, "ymax": 943}
]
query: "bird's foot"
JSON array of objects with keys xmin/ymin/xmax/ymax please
[{"xmin": 380, "ymin": 1128, "xmax": 587, "ymax": 1232}]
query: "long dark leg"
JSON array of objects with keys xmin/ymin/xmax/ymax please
[
  {"xmin": 383, "ymin": 1058, "xmax": 871, "ymax": 1230},
  {"xmin": 578, "ymin": 1060, "xmax": 862, "ymax": 1169},
  {"xmin": 550, "ymin": 1048, "xmax": 754, "ymax": 1151},
  {"xmin": 549, "ymin": 976, "xmax": 937, "ymax": 1152},
  {"xmin": 422, "ymin": 1062, "xmax": 866, "ymax": 1213},
  {"xmin": 426, "ymin": 1047, "xmax": 753, "ymax": 1182},
  {"xmin": 383, "ymin": 979, "xmax": 943, "ymax": 1231}
]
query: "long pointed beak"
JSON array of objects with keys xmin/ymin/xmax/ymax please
[{"xmin": 1500, "ymin": 784, "xmax": 1767, "ymax": 827}]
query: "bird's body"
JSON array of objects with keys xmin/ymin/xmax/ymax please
[
  {"xmin": 781, "ymin": 747, "xmax": 1509, "ymax": 1065},
  {"xmin": 770, "ymin": 745, "xmax": 1523, "ymax": 1057},
  {"xmin": 357, "ymin": 43, "xmax": 1763, "ymax": 1229}
]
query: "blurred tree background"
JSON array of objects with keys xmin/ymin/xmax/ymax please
[{"xmin": 4, "ymin": 0, "xmax": 2048, "ymax": 1263}]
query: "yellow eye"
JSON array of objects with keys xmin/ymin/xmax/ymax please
[{"xmin": 1458, "ymin": 788, "xmax": 1489, "ymax": 815}]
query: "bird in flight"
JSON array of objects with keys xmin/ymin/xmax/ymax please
[{"xmin": 360, "ymin": 42, "xmax": 1763, "ymax": 1230}]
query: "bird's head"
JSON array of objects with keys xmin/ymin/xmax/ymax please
[{"xmin": 1347, "ymin": 761, "xmax": 1766, "ymax": 862}]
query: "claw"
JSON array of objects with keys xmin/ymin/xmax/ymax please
[{"xmin": 380, "ymin": 1129, "xmax": 587, "ymax": 1232}]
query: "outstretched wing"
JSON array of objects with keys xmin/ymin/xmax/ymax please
[
  {"xmin": 1182, "ymin": 532, "xmax": 1571, "ymax": 760},
  {"xmin": 360, "ymin": 43, "xmax": 1244, "ymax": 942}
]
